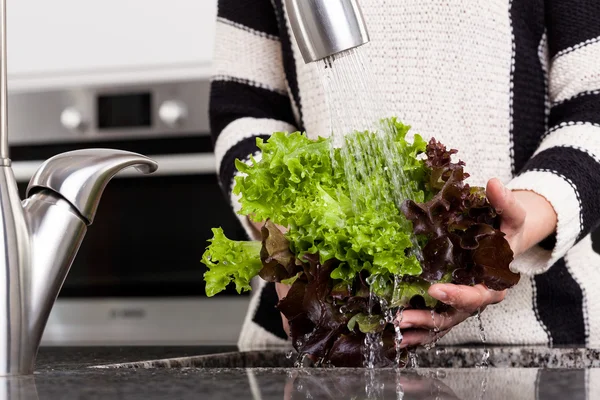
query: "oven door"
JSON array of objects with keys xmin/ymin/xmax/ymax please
[{"xmin": 11, "ymin": 137, "xmax": 251, "ymax": 346}]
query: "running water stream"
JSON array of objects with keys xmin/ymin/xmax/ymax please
[
  {"xmin": 476, "ymin": 309, "xmax": 490, "ymax": 368},
  {"xmin": 318, "ymin": 49, "xmax": 422, "ymax": 215},
  {"xmin": 315, "ymin": 47, "xmax": 489, "ymax": 368},
  {"xmin": 318, "ymin": 48, "xmax": 422, "ymax": 368}
]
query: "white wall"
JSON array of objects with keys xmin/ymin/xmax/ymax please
[{"xmin": 6, "ymin": 0, "xmax": 218, "ymax": 91}]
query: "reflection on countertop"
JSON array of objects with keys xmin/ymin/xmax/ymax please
[{"xmin": 0, "ymin": 346, "xmax": 595, "ymax": 399}]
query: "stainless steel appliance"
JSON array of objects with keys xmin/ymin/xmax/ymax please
[
  {"xmin": 8, "ymin": 79, "xmax": 250, "ymax": 347},
  {"xmin": 285, "ymin": 0, "xmax": 370, "ymax": 63}
]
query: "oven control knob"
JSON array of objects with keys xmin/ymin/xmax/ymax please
[
  {"xmin": 159, "ymin": 100, "xmax": 188, "ymax": 127},
  {"xmin": 60, "ymin": 107, "xmax": 86, "ymax": 131}
]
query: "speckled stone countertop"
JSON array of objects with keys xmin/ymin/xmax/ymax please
[{"xmin": 3, "ymin": 346, "xmax": 595, "ymax": 399}]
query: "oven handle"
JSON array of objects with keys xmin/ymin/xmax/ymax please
[{"xmin": 11, "ymin": 153, "xmax": 217, "ymax": 183}]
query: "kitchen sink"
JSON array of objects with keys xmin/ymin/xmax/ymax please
[
  {"xmin": 84, "ymin": 347, "xmax": 600, "ymax": 399},
  {"xmin": 90, "ymin": 346, "xmax": 600, "ymax": 369}
]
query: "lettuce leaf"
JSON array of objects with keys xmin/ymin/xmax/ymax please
[
  {"xmin": 201, "ymin": 228, "xmax": 262, "ymax": 297},
  {"xmin": 401, "ymin": 138, "xmax": 518, "ymax": 291},
  {"xmin": 233, "ymin": 119, "xmax": 427, "ymax": 284},
  {"xmin": 200, "ymin": 118, "xmax": 518, "ymax": 367},
  {"xmin": 347, "ymin": 313, "xmax": 385, "ymax": 333}
]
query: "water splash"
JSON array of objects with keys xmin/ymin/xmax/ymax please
[{"xmin": 286, "ymin": 350, "xmax": 294, "ymax": 360}]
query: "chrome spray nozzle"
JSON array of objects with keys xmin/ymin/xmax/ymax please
[{"xmin": 285, "ymin": 0, "xmax": 370, "ymax": 63}]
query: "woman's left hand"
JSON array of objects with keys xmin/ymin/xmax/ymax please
[{"xmin": 397, "ymin": 177, "xmax": 558, "ymax": 348}]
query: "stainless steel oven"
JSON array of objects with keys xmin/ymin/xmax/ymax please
[{"xmin": 8, "ymin": 79, "xmax": 250, "ymax": 345}]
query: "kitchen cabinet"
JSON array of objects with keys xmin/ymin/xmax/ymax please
[{"xmin": 6, "ymin": 0, "xmax": 217, "ymax": 91}]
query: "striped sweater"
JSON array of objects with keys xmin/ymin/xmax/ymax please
[{"xmin": 209, "ymin": 0, "xmax": 600, "ymax": 349}]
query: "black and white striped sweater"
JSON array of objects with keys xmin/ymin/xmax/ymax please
[{"xmin": 209, "ymin": 0, "xmax": 600, "ymax": 349}]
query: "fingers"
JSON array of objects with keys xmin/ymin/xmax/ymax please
[
  {"xmin": 429, "ymin": 283, "xmax": 506, "ymax": 314},
  {"xmin": 399, "ymin": 308, "xmax": 470, "ymax": 332},
  {"xmin": 400, "ymin": 328, "xmax": 451, "ymax": 348},
  {"xmin": 394, "ymin": 284, "xmax": 506, "ymax": 348},
  {"xmin": 486, "ymin": 178, "xmax": 526, "ymax": 231}
]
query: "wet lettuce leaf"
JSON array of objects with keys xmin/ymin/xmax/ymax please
[
  {"xmin": 200, "ymin": 118, "xmax": 519, "ymax": 367},
  {"xmin": 258, "ymin": 221, "xmax": 301, "ymax": 282},
  {"xmin": 201, "ymin": 228, "xmax": 262, "ymax": 297},
  {"xmin": 401, "ymin": 138, "xmax": 519, "ymax": 291},
  {"xmin": 347, "ymin": 313, "xmax": 385, "ymax": 333},
  {"xmin": 233, "ymin": 119, "xmax": 427, "ymax": 282}
]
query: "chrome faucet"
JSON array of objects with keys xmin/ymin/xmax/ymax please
[
  {"xmin": 0, "ymin": 1, "xmax": 158, "ymax": 375},
  {"xmin": 284, "ymin": 0, "xmax": 370, "ymax": 63}
]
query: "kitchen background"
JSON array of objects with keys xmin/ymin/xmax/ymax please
[
  {"xmin": 7, "ymin": 0, "xmax": 249, "ymax": 346},
  {"xmin": 8, "ymin": 0, "xmax": 600, "ymax": 349}
]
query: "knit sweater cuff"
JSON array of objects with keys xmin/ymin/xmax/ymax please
[{"xmin": 506, "ymin": 170, "xmax": 580, "ymax": 275}]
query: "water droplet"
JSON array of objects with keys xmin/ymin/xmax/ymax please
[
  {"xmin": 294, "ymin": 353, "xmax": 310, "ymax": 368},
  {"xmin": 475, "ymin": 308, "xmax": 489, "ymax": 368},
  {"xmin": 394, "ymin": 308, "xmax": 404, "ymax": 368},
  {"xmin": 478, "ymin": 375, "xmax": 489, "ymax": 400},
  {"xmin": 408, "ymin": 350, "xmax": 419, "ymax": 368},
  {"xmin": 431, "ymin": 309, "xmax": 440, "ymax": 333},
  {"xmin": 286, "ymin": 350, "xmax": 294, "ymax": 359}
]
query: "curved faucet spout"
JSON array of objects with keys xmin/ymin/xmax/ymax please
[
  {"xmin": 0, "ymin": 149, "xmax": 159, "ymax": 376},
  {"xmin": 0, "ymin": 0, "xmax": 161, "ymax": 376},
  {"xmin": 26, "ymin": 149, "xmax": 158, "ymax": 225}
]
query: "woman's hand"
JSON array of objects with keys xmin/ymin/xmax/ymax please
[
  {"xmin": 397, "ymin": 178, "xmax": 558, "ymax": 348},
  {"xmin": 485, "ymin": 178, "xmax": 557, "ymax": 257},
  {"xmin": 256, "ymin": 177, "xmax": 559, "ymax": 345}
]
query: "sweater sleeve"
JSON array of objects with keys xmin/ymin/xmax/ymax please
[
  {"xmin": 506, "ymin": 0, "xmax": 600, "ymax": 274},
  {"xmin": 209, "ymin": 0, "xmax": 299, "ymax": 238}
]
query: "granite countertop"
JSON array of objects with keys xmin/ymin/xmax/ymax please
[{"xmin": 2, "ymin": 346, "xmax": 595, "ymax": 399}]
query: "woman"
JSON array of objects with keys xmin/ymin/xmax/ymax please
[{"xmin": 209, "ymin": 0, "xmax": 600, "ymax": 349}]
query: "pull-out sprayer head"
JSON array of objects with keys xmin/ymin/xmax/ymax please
[{"xmin": 285, "ymin": 0, "xmax": 370, "ymax": 63}]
